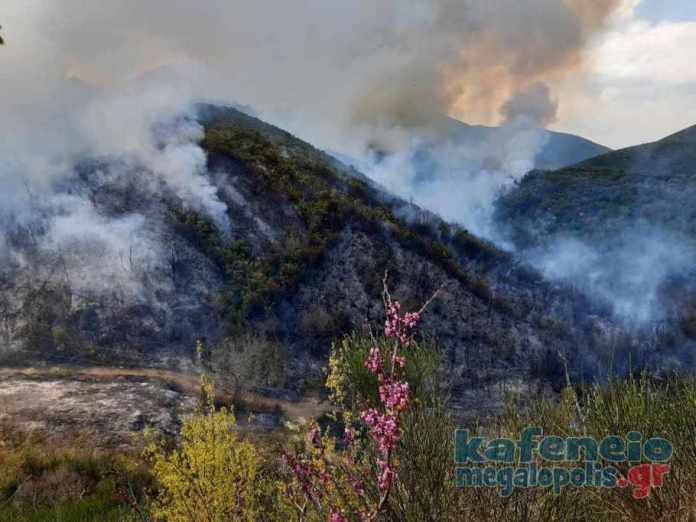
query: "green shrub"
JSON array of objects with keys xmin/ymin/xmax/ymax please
[
  {"xmin": 146, "ymin": 379, "xmax": 262, "ymax": 522},
  {"xmin": 212, "ymin": 333, "xmax": 288, "ymax": 389},
  {"xmin": 326, "ymin": 332, "xmax": 443, "ymax": 416}
]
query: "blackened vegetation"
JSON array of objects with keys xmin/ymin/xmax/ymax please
[
  {"xmin": 178, "ymin": 105, "xmax": 620, "ymax": 393},
  {"xmin": 197, "ymin": 108, "xmax": 518, "ymax": 328},
  {"xmin": 0, "ymin": 104, "xmax": 638, "ymax": 402}
]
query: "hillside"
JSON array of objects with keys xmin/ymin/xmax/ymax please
[
  {"xmin": 0, "ymin": 104, "xmax": 652, "ymax": 411},
  {"xmin": 494, "ymin": 124, "xmax": 696, "ymax": 248},
  {"xmin": 494, "ymin": 124, "xmax": 696, "ymax": 352}
]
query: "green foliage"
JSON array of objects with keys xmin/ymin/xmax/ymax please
[
  {"xmin": 0, "ymin": 438, "xmax": 153, "ymax": 522},
  {"xmin": 326, "ymin": 332, "xmax": 443, "ymax": 417},
  {"xmin": 199, "ymin": 119, "xmax": 506, "ymax": 330},
  {"xmin": 171, "ymin": 208, "xmax": 225, "ymax": 266},
  {"xmin": 6, "ymin": 334, "xmax": 696, "ymax": 521},
  {"xmin": 326, "ymin": 328, "xmax": 696, "ymax": 521},
  {"xmin": 325, "ymin": 331, "xmax": 459, "ymax": 521},
  {"xmin": 450, "ymin": 376, "xmax": 696, "ymax": 521},
  {"xmin": 146, "ymin": 377, "xmax": 262, "ymax": 521},
  {"xmin": 392, "ymin": 397, "xmax": 459, "ymax": 522}
]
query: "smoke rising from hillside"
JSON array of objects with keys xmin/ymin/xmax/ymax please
[
  {"xmin": 527, "ymin": 233, "xmax": 696, "ymax": 324},
  {"xmin": 0, "ymin": 1, "xmax": 625, "ymax": 305}
]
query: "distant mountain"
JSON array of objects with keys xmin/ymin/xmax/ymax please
[
  {"xmin": 339, "ymin": 117, "xmax": 609, "ymax": 184},
  {"xmin": 436, "ymin": 117, "xmax": 611, "ymax": 171},
  {"xmin": 0, "ymin": 103, "xmax": 669, "ymax": 410},
  {"xmin": 494, "ymin": 124, "xmax": 696, "ymax": 249}
]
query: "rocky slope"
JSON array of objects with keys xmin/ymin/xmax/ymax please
[{"xmin": 0, "ymin": 104, "xmax": 636, "ymax": 411}]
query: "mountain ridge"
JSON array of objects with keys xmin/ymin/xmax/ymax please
[
  {"xmin": 0, "ymin": 104, "xmax": 659, "ymax": 412},
  {"xmin": 441, "ymin": 116, "xmax": 611, "ymax": 170},
  {"xmin": 494, "ymin": 121, "xmax": 696, "ymax": 360}
]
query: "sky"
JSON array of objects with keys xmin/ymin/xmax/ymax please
[{"xmin": 551, "ymin": 0, "xmax": 696, "ymax": 147}]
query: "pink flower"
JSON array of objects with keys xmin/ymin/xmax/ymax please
[
  {"xmin": 392, "ymin": 355, "xmax": 406, "ymax": 369},
  {"xmin": 361, "ymin": 409, "xmax": 402, "ymax": 456},
  {"xmin": 376, "ymin": 459, "xmax": 397, "ymax": 491},
  {"xmin": 330, "ymin": 509, "xmax": 348, "ymax": 522},
  {"xmin": 283, "ymin": 453, "xmax": 324, "ymax": 500},
  {"xmin": 384, "ymin": 301, "xmax": 421, "ymax": 345},
  {"xmin": 364, "ymin": 346, "xmax": 383, "ymax": 375},
  {"xmin": 379, "ymin": 380, "xmax": 410, "ymax": 411}
]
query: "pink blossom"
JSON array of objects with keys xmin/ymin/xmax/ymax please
[
  {"xmin": 376, "ymin": 459, "xmax": 397, "ymax": 491},
  {"xmin": 384, "ymin": 300, "xmax": 421, "ymax": 345},
  {"xmin": 379, "ymin": 380, "xmax": 410, "ymax": 411},
  {"xmin": 283, "ymin": 453, "xmax": 324, "ymax": 500},
  {"xmin": 361, "ymin": 409, "xmax": 401, "ymax": 456},
  {"xmin": 288, "ymin": 283, "xmax": 433, "ymax": 520},
  {"xmin": 364, "ymin": 346, "xmax": 382, "ymax": 375},
  {"xmin": 330, "ymin": 510, "xmax": 348, "ymax": 522},
  {"xmin": 392, "ymin": 355, "xmax": 406, "ymax": 369}
]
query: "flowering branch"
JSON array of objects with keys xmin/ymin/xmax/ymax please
[{"xmin": 284, "ymin": 273, "xmax": 441, "ymax": 521}]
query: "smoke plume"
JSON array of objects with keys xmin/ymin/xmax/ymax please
[{"xmin": 501, "ymin": 83, "xmax": 559, "ymax": 127}]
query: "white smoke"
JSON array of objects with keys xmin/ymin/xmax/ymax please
[
  {"xmin": 352, "ymin": 120, "xmax": 550, "ymax": 237},
  {"xmin": 0, "ymin": 65, "xmax": 229, "ymax": 300},
  {"xmin": 40, "ymin": 195, "xmax": 158, "ymax": 300},
  {"xmin": 525, "ymin": 230, "xmax": 696, "ymax": 324},
  {"xmin": 78, "ymin": 75, "xmax": 231, "ymax": 232},
  {"xmin": 0, "ymin": 0, "xmax": 626, "ymax": 301}
]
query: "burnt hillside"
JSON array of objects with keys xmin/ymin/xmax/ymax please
[{"xmin": 0, "ymin": 104, "xmax": 649, "ymax": 407}]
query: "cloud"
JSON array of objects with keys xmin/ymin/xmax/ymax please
[{"xmin": 552, "ymin": 8, "xmax": 696, "ymax": 148}]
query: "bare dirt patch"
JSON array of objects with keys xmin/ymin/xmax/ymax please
[{"xmin": 0, "ymin": 366, "xmax": 329, "ymax": 448}]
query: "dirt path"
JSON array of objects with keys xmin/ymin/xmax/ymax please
[{"xmin": 0, "ymin": 366, "xmax": 330, "ymax": 422}]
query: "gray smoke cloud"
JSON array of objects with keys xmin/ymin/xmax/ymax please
[
  {"xmin": 501, "ymin": 83, "xmax": 559, "ymax": 127},
  {"xmin": 527, "ymin": 232, "xmax": 696, "ymax": 324},
  {"xmin": 2, "ymin": 0, "xmax": 622, "ymax": 137}
]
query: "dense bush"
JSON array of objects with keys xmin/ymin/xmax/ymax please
[
  {"xmin": 146, "ymin": 377, "xmax": 261, "ymax": 522},
  {"xmin": 211, "ymin": 332, "xmax": 288, "ymax": 389}
]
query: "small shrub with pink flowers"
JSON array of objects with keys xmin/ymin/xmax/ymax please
[{"xmin": 278, "ymin": 276, "xmax": 445, "ymax": 521}]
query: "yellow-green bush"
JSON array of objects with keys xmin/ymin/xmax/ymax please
[{"xmin": 146, "ymin": 378, "xmax": 261, "ymax": 522}]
